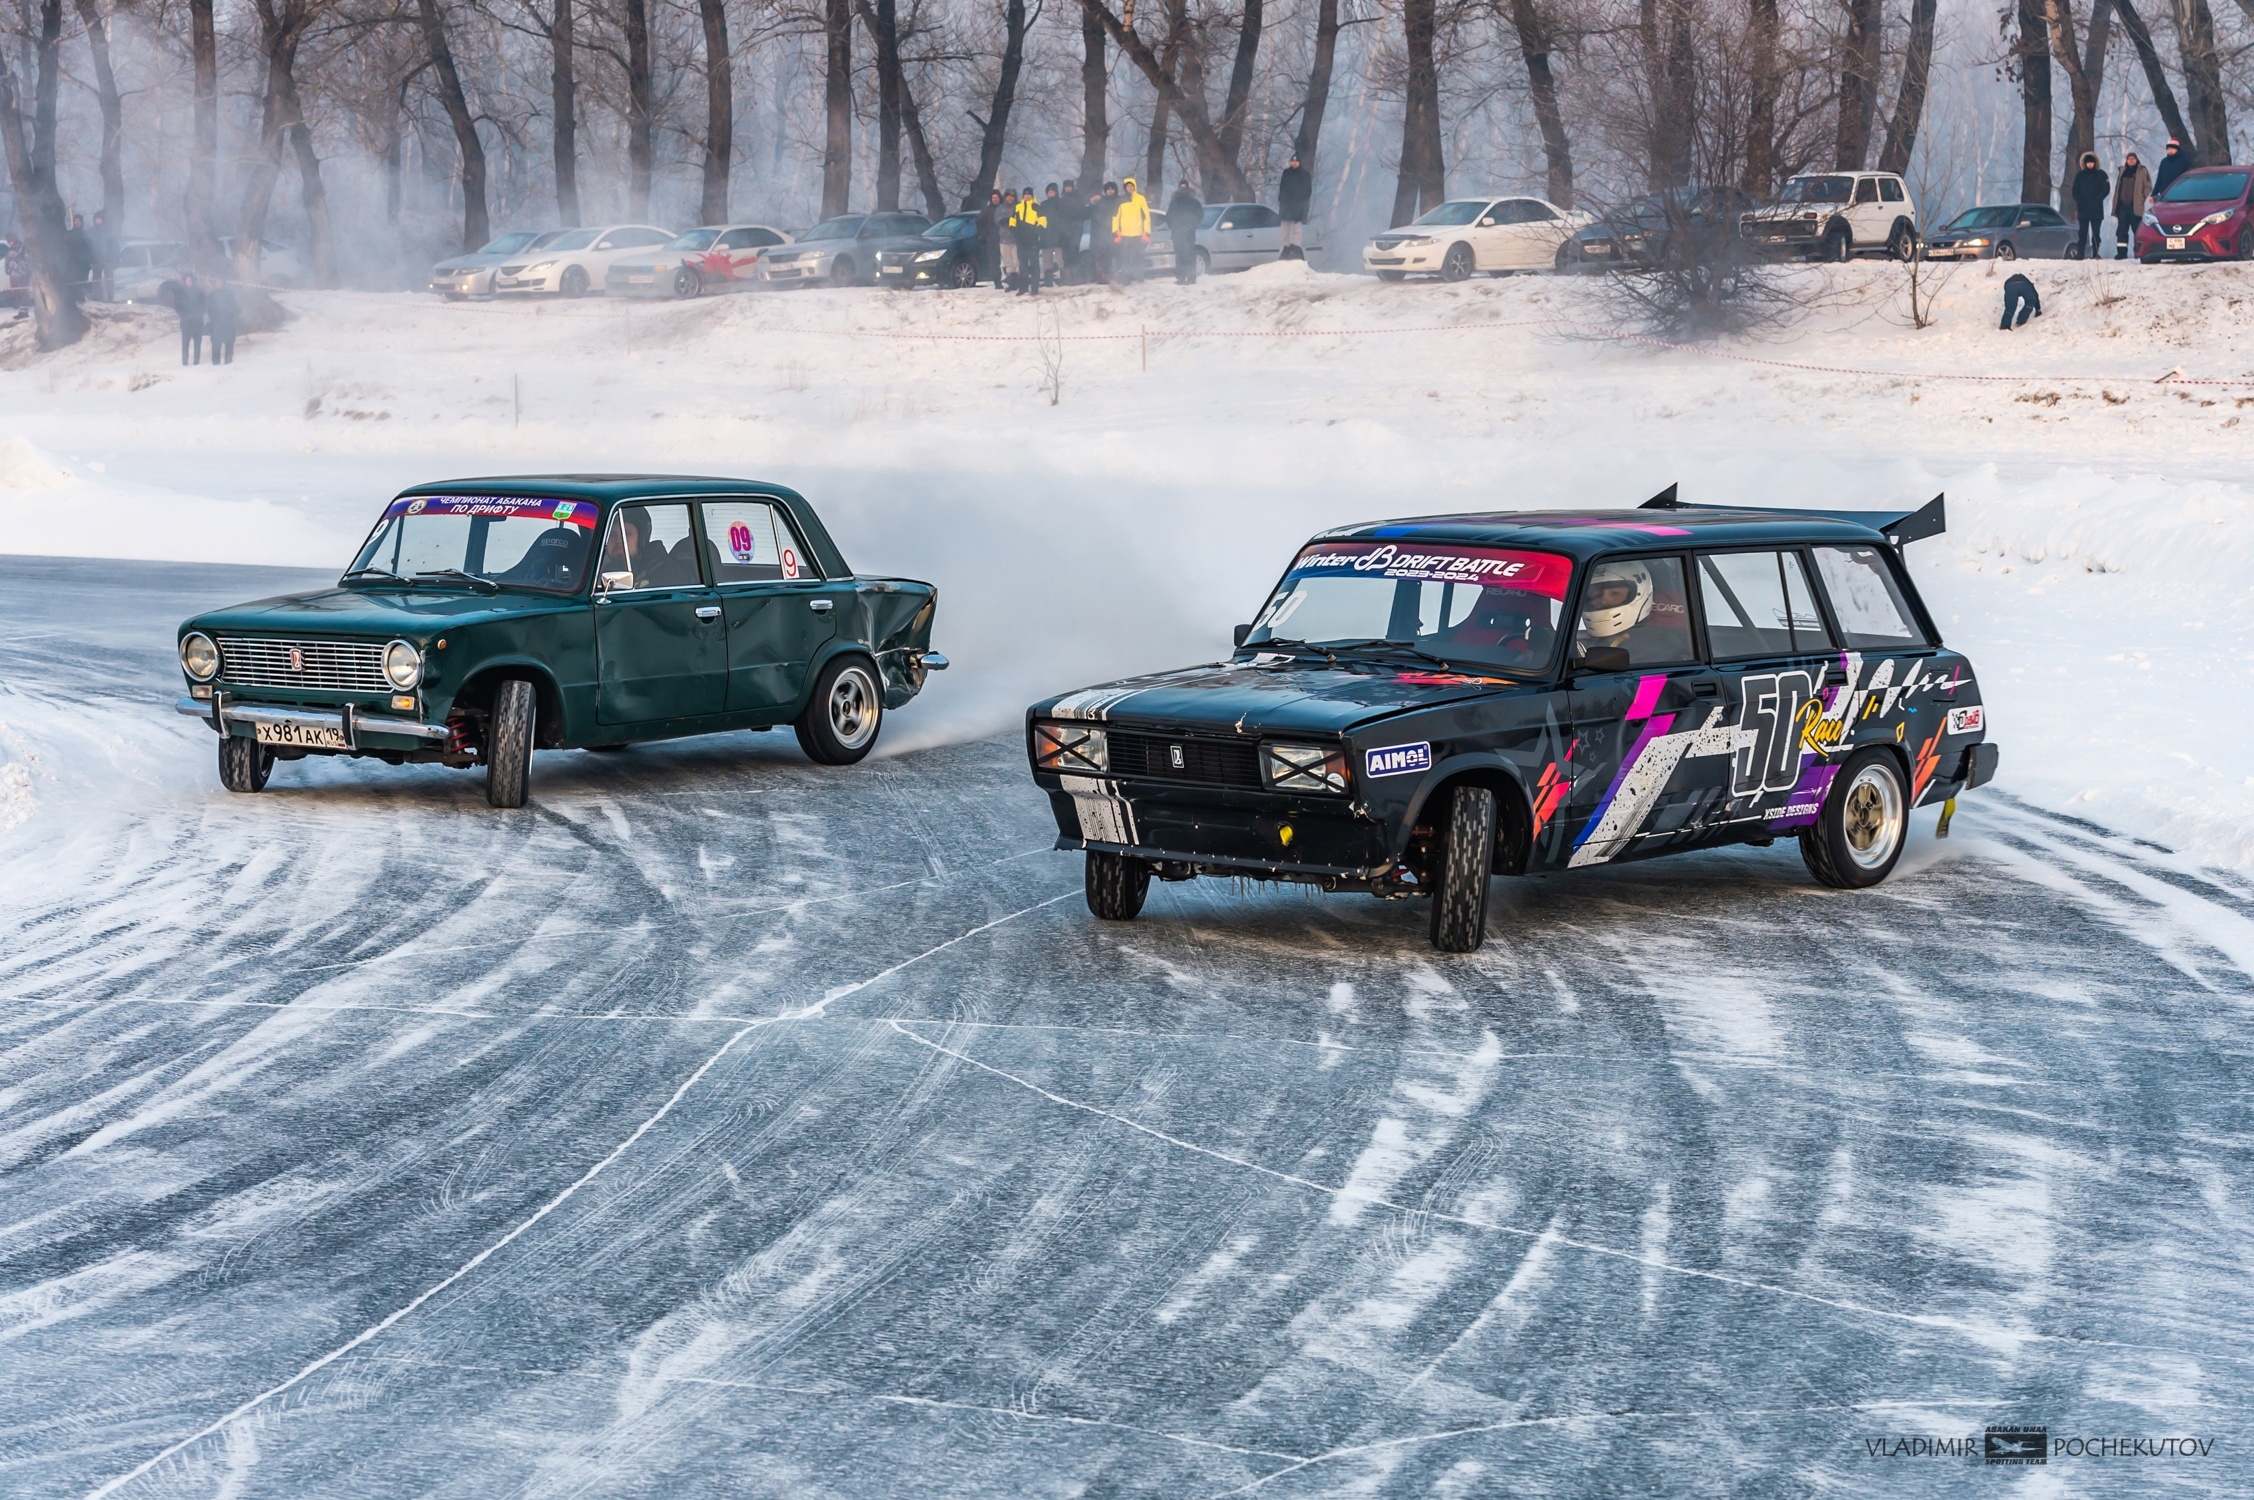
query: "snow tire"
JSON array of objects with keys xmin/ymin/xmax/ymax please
[
  {"xmin": 1441, "ymin": 243, "xmax": 1475, "ymax": 282},
  {"xmin": 794, "ymin": 655, "xmax": 883, "ymax": 765},
  {"xmin": 1822, "ymin": 224, "xmax": 1852, "ymax": 263},
  {"xmin": 1428, "ymin": 784, "xmax": 1497, "ymax": 953},
  {"xmin": 486, "ymin": 677, "xmax": 537, "ymax": 809},
  {"xmin": 1376, "ymin": 270, "xmax": 1407, "ymax": 282},
  {"xmin": 830, "ymin": 257, "xmax": 857, "ymax": 287},
  {"xmin": 1085, "ymin": 850, "xmax": 1150, "ymax": 921},
  {"xmin": 560, "ymin": 265, "xmax": 590, "ymax": 297},
  {"xmin": 950, "ymin": 257, "xmax": 978, "ymax": 289},
  {"xmin": 1800, "ymin": 748, "xmax": 1908, "ymax": 890},
  {"xmin": 674, "ymin": 267, "xmax": 702, "ymax": 298},
  {"xmin": 218, "ymin": 734, "xmax": 273, "ymax": 793},
  {"xmin": 1995, "ymin": 241, "xmax": 2018, "ymax": 261}
]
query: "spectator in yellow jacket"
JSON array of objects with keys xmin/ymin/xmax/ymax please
[
  {"xmin": 1009, "ymin": 188, "xmax": 1047, "ymax": 295},
  {"xmin": 1113, "ymin": 177, "xmax": 1152, "ymax": 281}
]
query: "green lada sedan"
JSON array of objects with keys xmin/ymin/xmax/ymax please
[{"xmin": 174, "ymin": 475, "xmax": 946, "ymax": 806}]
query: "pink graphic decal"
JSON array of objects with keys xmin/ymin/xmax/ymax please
[{"xmin": 1626, "ymin": 674, "xmax": 1667, "ymax": 721}]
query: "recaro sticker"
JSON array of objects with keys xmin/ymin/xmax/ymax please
[
  {"xmin": 1366, "ymin": 742, "xmax": 1432, "ymax": 778},
  {"xmin": 1948, "ymin": 705, "xmax": 1985, "ymax": 734}
]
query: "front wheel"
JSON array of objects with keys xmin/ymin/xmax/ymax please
[
  {"xmin": 794, "ymin": 655, "xmax": 883, "ymax": 764},
  {"xmin": 1428, "ymin": 784, "xmax": 1497, "ymax": 952},
  {"xmin": 1440, "ymin": 242, "xmax": 1475, "ymax": 282},
  {"xmin": 1085, "ymin": 850, "xmax": 1150, "ymax": 920},
  {"xmin": 830, "ymin": 256, "xmax": 857, "ymax": 287},
  {"xmin": 1821, "ymin": 225, "xmax": 1851, "ymax": 263},
  {"xmin": 559, "ymin": 265, "xmax": 590, "ymax": 297},
  {"xmin": 1994, "ymin": 241, "xmax": 2018, "ymax": 262},
  {"xmin": 486, "ymin": 677, "xmax": 536, "ymax": 808},
  {"xmin": 1799, "ymin": 749, "xmax": 1908, "ymax": 889},
  {"xmin": 218, "ymin": 734, "xmax": 273, "ymax": 793},
  {"xmin": 1376, "ymin": 270, "xmax": 1407, "ymax": 282},
  {"xmin": 673, "ymin": 266, "xmax": 702, "ymax": 298},
  {"xmin": 1195, "ymin": 248, "xmax": 1212, "ymax": 278},
  {"xmin": 949, "ymin": 256, "xmax": 978, "ymax": 289},
  {"xmin": 1887, "ymin": 221, "xmax": 1917, "ymax": 260}
]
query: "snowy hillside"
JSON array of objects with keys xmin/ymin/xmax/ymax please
[{"xmin": 3, "ymin": 259, "xmax": 2252, "ymax": 864}]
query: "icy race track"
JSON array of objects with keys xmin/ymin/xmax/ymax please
[{"xmin": 4, "ymin": 558, "xmax": 2252, "ymax": 1497}]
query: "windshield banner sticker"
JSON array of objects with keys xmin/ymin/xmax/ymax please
[
  {"xmin": 386, "ymin": 495, "xmax": 599, "ymax": 529},
  {"xmin": 1290, "ymin": 542, "xmax": 1572, "ymax": 598}
]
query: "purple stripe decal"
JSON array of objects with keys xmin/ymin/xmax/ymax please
[
  {"xmin": 1765, "ymin": 759, "xmax": 1839, "ymax": 831},
  {"xmin": 1573, "ymin": 712, "xmax": 1676, "ymax": 847}
]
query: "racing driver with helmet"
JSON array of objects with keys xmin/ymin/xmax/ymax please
[{"xmin": 1574, "ymin": 558, "xmax": 1689, "ymax": 664}]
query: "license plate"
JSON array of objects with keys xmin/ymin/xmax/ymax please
[
  {"xmin": 253, "ymin": 720, "xmax": 345, "ymax": 749},
  {"xmin": 2167, "ymin": 237, "xmax": 2186, "ymax": 250},
  {"xmin": 628, "ymin": 275, "xmax": 652, "ymax": 283}
]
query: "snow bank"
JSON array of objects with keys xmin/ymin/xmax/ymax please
[{"xmin": 3, "ymin": 263, "xmax": 2250, "ymax": 863}]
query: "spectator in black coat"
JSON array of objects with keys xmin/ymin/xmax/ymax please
[
  {"xmin": 1041, "ymin": 183, "xmax": 1066, "ymax": 287},
  {"xmin": 1058, "ymin": 178, "xmax": 1085, "ymax": 282},
  {"xmin": 2154, "ymin": 138, "xmax": 2190, "ymax": 196},
  {"xmin": 206, "ymin": 277, "xmax": 241, "ymax": 364},
  {"xmin": 2000, "ymin": 273, "xmax": 2040, "ymax": 331},
  {"xmin": 62, "ymin": 214, "xmax": 95, "ymax": 302},
  {"xmin": 1278, "ymin": 154, "xmax": 1313, "ymax": 259},
  {"xmin": 172, "ymin": 272, "xmax": 207, "ymax": 364},
  {"xmin": 89, "ymin": 211, "xmax": 115, "ymax": 300},
  {"xmin": 1093, "ymin": 183, "xmax": 1122, "ymax": 284},
  {"xmin": 976, "ymin": 190, "xmax": 1004, "ymax": 288},
  {"xmin": 2069, "ymin": 154, "xmax": 2110, "ymax": 259},
  {"xmin": 1167, "ymin": 183, "xmax": 1204, "ymax": 283}
]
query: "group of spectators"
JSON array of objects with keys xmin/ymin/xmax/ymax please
[
  {"xmin": 2068, "ymin": 136, "xmax": 2197, "ymax": 259},
  {"xmin": 970, "ymin": 153, "xmax": 1315, "ymax": 293},
  {"xmin": 3, "ymin": 211, "xmax": 244, "ymax": 364}
]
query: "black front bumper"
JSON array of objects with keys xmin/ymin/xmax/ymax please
[{"xmin": 1041, "ymin": 777, "xmax": 1393, "ymax": 881}]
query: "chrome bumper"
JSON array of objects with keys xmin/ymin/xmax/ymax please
[{"xmin": 176, "ymin": 696, "xmax": 448, "ymax": 745}]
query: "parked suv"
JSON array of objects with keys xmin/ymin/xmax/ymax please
[{"xmin": 1742, "ymin": 172, "xmax": 1919, "ymax": 261}]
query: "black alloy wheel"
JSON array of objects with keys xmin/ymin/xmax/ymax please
[
  {"xmin": 673, "ymin": 266, "xmax": 702, "ymax": 298},
  {"xmin": 949, "ymin": 256, "xmax": 978, "ymax": 289},
  {"xmin": 1085, "ymin": 850, "xmax": 1151, "ymax": 920},
  {"xmin": 1440, "ymin": 243, "xmax": 1476, "ymax": 282},
  {"xmin": 486, "ymin": 678, "xmax": 537, "ymax": 808},
  {"xmin": 1800, "ymin": 748, "xmax": 1909, "ymax": 889},
  {"xmin": 830, "ymin": 256, "xmax": 857, "ymax": 286},
  {"xmin": 1428, "ymin": 784, "xmax": 1498, "ymax": 952},
  {"xmin": 559, "ymin": 265, "xmax": 590, "ymax": 297},
  {"xmin": 794, "ymin": 655, "xmax": 883, "ymax": 765},
  {"xmin": 218, "ymin": 734, "xmax": 273, "ymax": 793},
  {"xmin": 1995, "ymin": 241, "xmax": 2018, "ymax": 261}
]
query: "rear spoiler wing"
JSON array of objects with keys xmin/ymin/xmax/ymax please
[{"xmin": 1640, "ymin": 484, "xmax": 1946, "ymax": 547}]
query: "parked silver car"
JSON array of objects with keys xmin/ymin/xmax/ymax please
[
  {"xmin": 1922, "ymin": 204, "xmax": 2074, "ymax": 261},
  {"xmin": 762, "ymin": 213, "xmax": 931, "ymax": 287},
  {"xmin": 429, "ymin": 230, "xmax": 566, "ymax": 298},
  {"xmin": 1184, "ymin": 203, "xmax": 1326, "ymax": 275}
]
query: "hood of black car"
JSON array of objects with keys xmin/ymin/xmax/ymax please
[{"xmin": 1031, "ymin": 657, "xmax": 1535, "ymax": 737}]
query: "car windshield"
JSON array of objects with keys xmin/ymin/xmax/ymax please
[
  {"xmin": 1409, "ymin": 201, "xmax": 1490, "ymax": 227},
  {"xmin": 1944, "ymin": 207, "xmax": 2017, "ymax": 230},
  {"xmin": 927, "ymin": 216, "xmax": 975, "ymax": 238},
  {"xmin": 544, "ymin": 229, "xmax": 598, "ymax": 252},
  {"xmin": 668, "ymin": 229, "xmax": 722, "ymax": 250},
  {"xmin": 2157, "ymin": 170, "xmax": 2251, "ymax": 203},
  {"xmin": 802, "ymin": 216, "xmax": 863, "ymax": 241},
  {"xmin": 479, "ymin": 231, "xmax": 542, "ymax": 255},
  {"xmin": 1779, "ymin": 175, "xmax": 1853, "ymax": 204},
  {"xmin": 1245, "ymin": 541, "xmax": 1574, "ymax": 675},
  {"xmin": 347, "ymin": 494, "xmax": 600, "ymax": 594}
]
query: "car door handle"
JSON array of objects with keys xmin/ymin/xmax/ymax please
[
  {"xmin": 809, "ymin": 599, "xmax": 833, "ymax": 613},
  {"xmin": 1691, "ymin": 680, "xmax": 1720, "ymax": 697},
  {"xmin": 694, "ymin": 606, "xmax": 721, "ymax": 620}
]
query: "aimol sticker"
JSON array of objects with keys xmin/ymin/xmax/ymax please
[
  {"xmin": 1947, "ymin": 705, "xmax": 1984, "ymax": 734},
  {"xmin": 1365, "ymin": 742, "xmax": 1432, "ymax": 778}
]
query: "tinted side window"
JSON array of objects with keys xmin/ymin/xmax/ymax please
[
  {"xmin": 1245, "ymin": 205, "xmax": 1281, "ymax": 228},
  {"xmin": 1854, "ymin": 178, "xmax": 1880, "ymax": 205},
  {"xmin": 1697, "ymin": 551, "xmax": 1830, "ymax": 657},
  {"xmin": 1812, "ymin": 545, "xmax": 1929, "ymax": 649},
  {"xmin": 1879, "ymin": 178, "xmax": 1905, "ymax": 202},
  {"xmin": 599, "ymin": 502, "xmax": 701, "ymax": 591}
]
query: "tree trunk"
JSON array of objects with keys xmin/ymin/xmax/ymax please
[
  {"xmin": 1217, "ymin": 0, "xmax": 1262, "ymax": 168},
  {"xmin": 551, "ymin": 0, "xmax": 580, "ymax": 225},
  {"xmin": 1835, "ymin": 0, "xmax": 1882, "ymax": 168},
  {"xmin": 1877, "ymin": 0, "xmax": 1938, "ymax": 174},
  {"xmin": 416, "ymin": 0, "xmax": 488, "ymax": 251},
  {"xmin": 1144, "ymin": 0, "xmax": 1188, "ymax": 197},
  {"xmin": 290, "ymin": 121, "xmax": 335, "ymax": 286},
  {"xmin": 622, "ymin": 0, "xmax": 654, "ymax": 216},
  {"xmin": 1658, "ymin": 0, "xmax": 1693, "ymax": 187},
  {"xmin": 1075, "ymin": 0, "xmax": 1244, "ymax": 196},
  {"xmin": 823, "ymin": 0, "xmax": 852, "ymax": 214},
  {"xmin": 871, "ymin": 0, "xmax": 902, "ymax": 209},
  {"xmin": 698, "ymin": 0, "xmax": 732, "ymax": 222},
  {"xmin": 2110, "ymin": 0, "xmax": 2192, "ymax": 153},
  {"xmin": 2045, "ymin": 0, "xmax": 2106, "ymax": 205},
  {"xmin": 1391, "ymin": 0, "xmax": 1443, "ymax": 223},
  {"xmin": 1292, "ymin": 0, "xmax": 1339, "ymax": 174},
  {"xmin": 898, "ymin": 67, "xmax": 946, "ymax": 216},
  {"xmin": 1744, "ymin": 0, "xmax": 1780, "ymax": 196},
  {"xmin": 71, "ymin": 0, "xmax": 126, "ymax": 237},
  {"xmin": 0, "ymin": 0, "xmax": 86, "ymax": 348},
  {"xmin": 1505, "ymin": 0, "xmax": 1572, "ymax": 207},
  {"xmin": 234, "ymin": 0, "xmax": 302, "ymax": 286},
  {"xmin": 2018, "ymin": 0, "xmax": 2053, "ymax": 205},
  {"xmin": 962, "ymin": 0, "xmax": 1026, "ymax": 206},
  {"xmin": 1081, "ymin": 0, "xmax": 1109, "ymax": 190},
  {"xmin": 186, "ymin": 0, "xmax": 223, "ymax": 273},
  {"xmin": 2170, "ymin": 0, "xmax": 2229, "ymax": 162}
]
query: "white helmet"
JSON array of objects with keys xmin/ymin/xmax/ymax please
[{"xmin": 1581, "ymin": 560, "xmax": 1654, "ymax": 640}]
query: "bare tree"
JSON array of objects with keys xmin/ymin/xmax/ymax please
[
  {"xmin": 1877, "ymin": 0, "xmax": 1938, "ymax": 174},
  {"xmin": 2170, "ymin": 0, "xmax": 2229, "ymax": 162},
  {"xmin": 871, "ymin": 0, "xmax": 903, "ymax": 208},
  {"xmin": 2111, "ymin": 0, "xmax": 2193, "ymax": 153},
  {"xmin": 697, "ymin": 0, "xmax": 732, "ymax": 220},
  {"xmin": 1080, "ymin": 0, "xmax": 1107, "ymax": 188},
  {"xmin": 2015, "ymin": 0, "xmax": 2052, "ymax": 205},
  {"xmin": 2045, "ymin": 0, "xmax": 2111, "ymax": 204},
  {"xmin": 415, "ymin": 0, "xmax": 489, "ymax": 249},
  {"xmin": 70, "ymin": 0, "xmax": 126, "ymax": 236},
  {"xmin": 0, "ymin": 0, "xmax": 85, "ymax": 347},
  {"xmin": 1393, "ymin": 0, "xmax": 1444, "ymax": 222},
  {"xmin": 1743, "ymin": 0, "xmax": 1781, "ymax": 195},
  {"xmin": 1215, "ymin": 0, "xmax": 1261, "ymax": 168},
  {"xmin": 824, "ymin": 0, "xmax": 852, "ymax": 213},
  {"xmin": 1504, "ymin": 0, "xmax": 1572, "ymax": 207},
  {"xmin": 185, "ymin": 0, "xmax": 223, "ymax": 271},
  {"xmin": 234, "ymin": 0, "xmax": 338, "ymax": 288},
  {"xmin": 962, "ymin": 0, "xmax": 1028, "ymax": 205},
  {"xmin": 618, "ymin": 0, "xmax": 656, "ymax": 215},
  {"xmin": 546, "ymin": 0, "xmax": 581, "ymax": 223},
  {"xmin": 1076, "ymin": 0, "xmax": 1245, "ymax": 196},
  {"xmin": 1834, "ymin": 0, "xmax": 1881, "ymax": 168}
]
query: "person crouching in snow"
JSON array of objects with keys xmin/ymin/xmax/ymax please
[{"xmin": 2000, "ymin": 273, "xmax": 2040, "ymax": 331}]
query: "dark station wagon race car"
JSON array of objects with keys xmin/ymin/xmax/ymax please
[
  {"xmin": 175, "ymin": 476, "xmax": 946, "ymax": 805},
  {"xmin": 1027, "ymin": 492, "xmax": 1996, "ymax": 951}
]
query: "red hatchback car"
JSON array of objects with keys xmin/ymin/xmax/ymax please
[{"xmin": 2136, "ymin": 166, "xmax": 2254, "ymax": 262}]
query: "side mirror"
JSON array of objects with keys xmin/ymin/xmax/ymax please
[
  {"xmin": 1574, "ymin": 645, "xmax": 1632, "ymax": 675},
  {"xmin": 597, "ymin": 570, "xmax": 634, "ymax": 596},
  {"xmin": 1233, "ymin": 624, "xmax": 1253, "ymax": 650}
]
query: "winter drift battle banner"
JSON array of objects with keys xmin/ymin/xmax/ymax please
[
  {"xmin": 1288, "ymin": 542, "xmax": 1574, "ymax": 598},
  {"xmin": 382, "ymin": 495, "xmax": 600, "ymax": 529}
]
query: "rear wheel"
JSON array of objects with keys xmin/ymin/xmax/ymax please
[
  {"xmin": 673, "ymin": 266, "xmax": 702, "ymax": 298},
  {"xmin": 218, "ymin": 734, "xmax": 273, "ymax": 793},
  {"xmin": 486, "ymin": 678, "xmax": 536, "ymax": 808},
  {"xmin": 1887, "ymin": 220, "xmax": 1917, "ymax": 260},
  {"xmin": 1799, "ymin": 749, "xmax": 1908, "ymax": 889},
  {"xmin": 1554, "ymin": 239, "xmax": 1579, "ymax": 271},
  {"xmin": 1428, "ymin": 785, "xmax": 1498, "ymax": 952},
  {"xmin": 794, "ymin": 655, "xmax": 883, "ymax": 764},
  {"xmin": 1085, "ymin": 851, "xmax": 1150, "ymax": 920},
  {"xmin": 1440, "ymin": 242, "xmax": 1475, "ymax": 282}
]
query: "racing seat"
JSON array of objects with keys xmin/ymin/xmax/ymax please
[{"xmin": 1439, "ymin": 588, "xmax": 1555, "ymax": 665}]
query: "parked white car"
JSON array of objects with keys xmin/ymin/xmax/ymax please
[
  {"xmin": 110, "ymin": 239, "xmax": 189, "ymax": 302},
  {"xmin": 429, "ymin": 230, "xmax": 565, "ymax": 298},
  {"xmin": 606, "ymin": 224, "xmax": 794, "ymax": 298},
  {"xmin": 1184, "ymin": 203, "xmax": 1326, "ymax": 274},
  {"xmin": 1740, "ymin": 171, "xmax": 1920, "ymax": 261},
  {"xmin": 493, "ymin": 224, "xmax": 674, "ymax": 296},
  {"xmin": 1363, "ymin": 196, "xmax": 1594, "ymax": 280}
]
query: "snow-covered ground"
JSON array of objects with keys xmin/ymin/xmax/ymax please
[{"xmin": 4, "ymin": 257, "xmax": 2252, "ymax": 863}]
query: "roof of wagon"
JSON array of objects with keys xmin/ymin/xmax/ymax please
[{"xmin": 1315, "ymin": 507, "xmax": 1895, "ymax": 559}]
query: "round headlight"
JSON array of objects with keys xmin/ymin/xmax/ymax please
[
  {"xmin": 384, "ymin": 639, "xmax": 423, "ymax": 689},
  {"xmin": 180, "ymin": 631, "xmax": 219, "ymax": 681}
]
